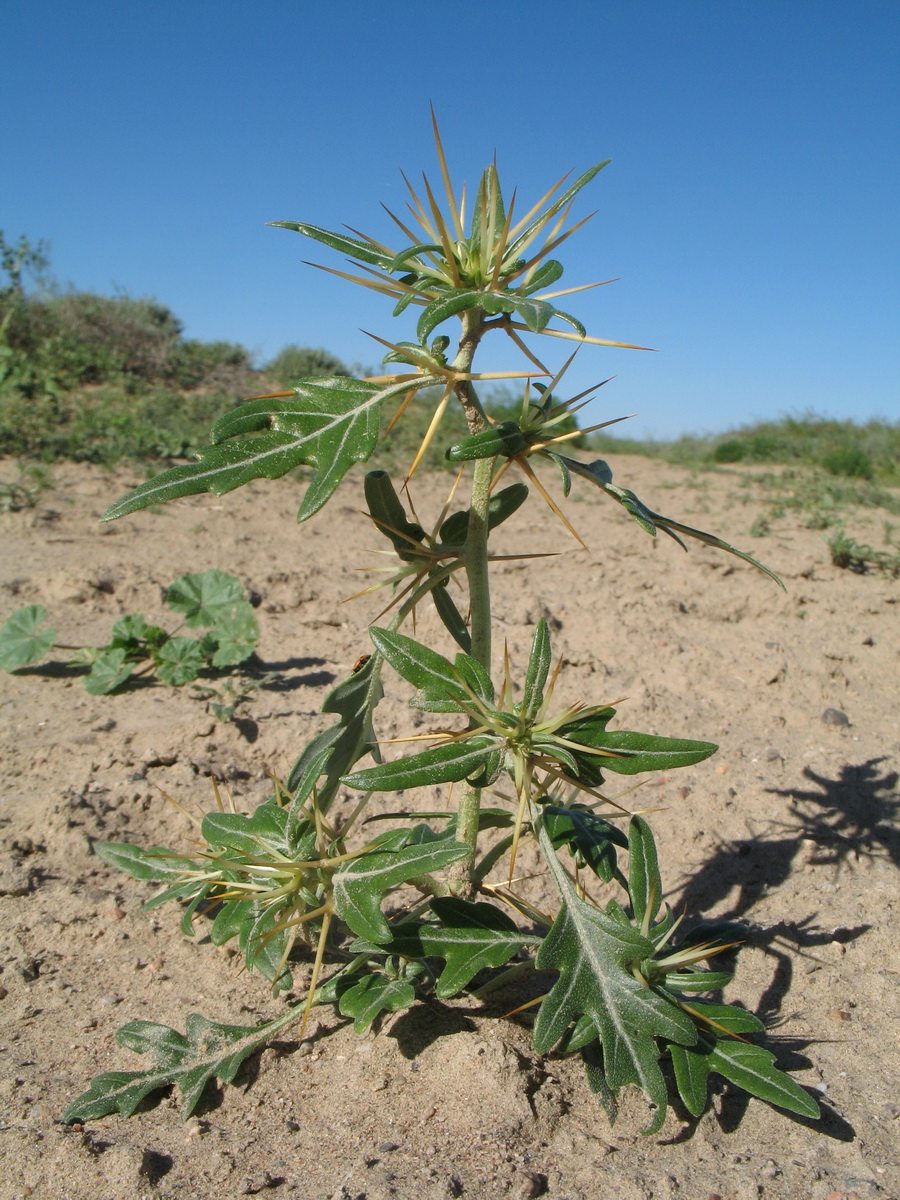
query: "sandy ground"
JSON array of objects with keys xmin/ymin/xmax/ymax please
[{"xmin": 0, "ymin": 453, "xmax": 898, "ymax": 1200}]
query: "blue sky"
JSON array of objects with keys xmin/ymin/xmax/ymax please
[{"xmin": 4, "ymin": 1, "xmax": 898, "ymax": 439}]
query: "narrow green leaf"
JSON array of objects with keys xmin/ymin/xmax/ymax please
[
  {"xmin": 470, "ymin": 164, "xmax": 506, "ymax": 255},
  {"xmin": 707, "ymin": 1038, "xmax": 820, "ymax": 1118},
  {"xmin": 519, "ymin": 259, "xmax": 564, "ymax": 297},
  {"xmin": 522, "ymin": 617, "xmax": 551, "ymax": 721},
  {"xmin": 430, "ymin": 583, "xmax": 471, "ymax": 653},
  {"xmin": 550, "ymin": 307, "xmax": 587, "ymax": 338},
  {"xmin": 332, "ymin": 838, "xmax": 469, "ymax": 942},
  {"xmin": 369, "ymin": 627, "xmax": 468, "ymax": 705},
  {"xmin": 0, "ymin": 605, "xmax": 56, "ymax": 671},
  {"xmin": 628, "ymin": 816, "xmax": 661, "ymax": 927},
  {"xmin": 669, "ymin": 1041, "xmax": 710, "ymax": 1117},
  {"xmin": 680, "ymin": 1001, "xmax": 764, "ymax": 1034},
  {"xmin": 94, "ymin": 842, "xmax": 198, "ymax": 883},
  {"xmin": 544, "ymin": 451, "xmax": 572, "ymax": 497},
  {"xmin": 416, "ymin": 290, "xmax": 484, "ymax": 343},
  {"xmin": 663, "ymin": 970, "xmax": 734, "ymax": 993},
  {"xmin": 388, "ymin": 242, "xmax": 443, "ymax": 271},
  {"xmin": 567, "ymin": 725, "xmax": 718, "ymax": 776},
  {"xmin": 268, "ymin": 221, "xmax": 395, "ymax": 269},
  {"xmin": 581, "ymin": 1040, "xmax": 619, "ymax": 1123},
  {"xmin": 364, "ymin": 471, "xmax": 427, "ymax": 559},
  {"xmin": 439, "ymin": 481, "xmax": 530, "ymax": 547},
  {"xmin": 504, "ymin": 161, "xmax": 609, "ymax": 262},
  {"xmin": 559, "ymin": 456, "xmax": 785, "ymax": 587},
  {"xmin": 342, "ymin": 735, "xmax": 499, "ymax": 793}
]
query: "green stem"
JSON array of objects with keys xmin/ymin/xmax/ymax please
[{"xmin": 448, "ymin": 309, "xmax": 494, "ymax": 897}]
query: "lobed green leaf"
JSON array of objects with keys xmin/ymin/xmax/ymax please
[
  {"xmin": 0, "ymin": 605, "xmax": 56, "ymax": 671},
  {"xmin": 338, "ymin": 973, "xmax": 417, "ymax": 1033},
  {"xmin": 84, "ymin": 647, "xmax": 135, "ymax": 694},
  {"xmin": 332, "ymin": 837, "xmax": 469, "ymax": 942},
  {"xmin": 535, "ymin": 820, "xmax": 697, "ymax": 1134},
  {"xmin": 286, "ymin": 653, "xmax": 384, "ymax": 814},
  {"xmin": 64, "ymin": 1005, "xmax": 304, "ymax": 1122},
  {"xmin": 103, "ymin": 377, "xmax": 426, "ymax": 524}
]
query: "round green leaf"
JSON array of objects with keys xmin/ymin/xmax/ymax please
[
  {"xmin": 84, "ymin": 647, "xmax": 135, "ymax": 694},
  {"xmin": 166, "ymin": 570, "xmax": 245, "ymax": 627},
  {"xmin": 0, "ymin": 605, "xmax": 56, "ymax": 671},
  {"xmin": 154, "ymin": 637, "xmax": 206, "ymax": 686}
]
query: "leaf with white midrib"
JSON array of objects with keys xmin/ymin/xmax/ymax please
[
  {"xmin": 63, "ymin": 1005, "xmax": 305, "ymax": 1122},
  {"xmin": 332, "ymin": 838, "xmax": 469, "ymax": 942},
  {"xmin": 369, "ymin": 627, "xmax": 470, "ymax": 706},
  {"xmin": 103, "ymin": 376, "xmax": 435, "ymax": 524},
  {"xmin": 341, "ymin": 735, "xmax": 499, "ymax": 793},
  {"xmin": 534, "ymin": 820, "xmax": 696, "ymax": 1133}
]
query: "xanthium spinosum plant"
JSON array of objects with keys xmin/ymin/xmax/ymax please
[{"xmin": 65, "ymin": 118, "xmax": 819, "ymax": 1134}]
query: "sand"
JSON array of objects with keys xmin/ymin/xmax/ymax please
[{"xmin": 0, "ymin": 453, "xmax": 897, "ymax": 1200}]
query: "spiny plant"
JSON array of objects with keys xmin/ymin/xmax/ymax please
[
  {"xmin": 65, "ymin": 117, "xmax": 819, "ymax": 1133},
  {"xmin": 0, "ymin": 569, "xmax": 259, "ymax": 693}
]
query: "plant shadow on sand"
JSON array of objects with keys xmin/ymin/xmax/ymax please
[
  {"xmin": 677, "ymin": 757, "xmax": 898, "ymax": 923},
  {"xmin": 661, "ymin": 757, "xmax": 899, "ymax": 1142}
]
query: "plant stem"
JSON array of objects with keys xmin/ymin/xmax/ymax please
[{"xmin": 448, "ymin": 310, "xmax": 494, "ymax": 897}]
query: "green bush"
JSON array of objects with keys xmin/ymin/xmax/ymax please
[
  {"xmin": 712, "ymin": 439, "xmax": 746, "ymax": 463},
  {"xmin": 265, "ymin": 344, "xmax": 350, "ymax": 384},
  {"xmin": 821, "ymin": 445, "xmax": 874, "ymax": 479}
]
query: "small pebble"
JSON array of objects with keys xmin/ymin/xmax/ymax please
[
  {"xmin": 882, "ymin": 1101, "xmax": 900, "ymax": 1118},
  {"xmin": 378, "ymin": 1141, "xmax": 399, "ymax": 1152},
  {"xmin": 822, "ymin": 707, "xmax": 850, "ymax": 726},
  {"xmin": 517, "ymin": 1171, "xmax": 547, "ymax": 1198}
]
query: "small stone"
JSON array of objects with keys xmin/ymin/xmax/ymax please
[
  {"xmin": 517, "ymin": 1171, "xmax": 547, "ymax": 1198},
  {"xmin": 764, "ymin": 746, "xmax": 782, "ymax": 761},
  {"xmin": 822, "ymin": 707, "xmax": 850, "ymax": 726},
  {"xmin": 378, "ymin": 1141, "xmax": 399, "ymax": 1152},
  {"xmin": 881, "ymin": 1101, "xmax": 900, "ymax": 1118},
  {"xmin": 286, "ymin": 1119, "xmax": 300, "ymax": 1131}
]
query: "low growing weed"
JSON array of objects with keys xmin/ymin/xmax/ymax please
[
  {"xmin": 61, "ymin": 121, "xmax": 821, "ymax": 1133},
  {"xmin": 0, "ymin": 568, "xmax": 259, "ymax": 693}
]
